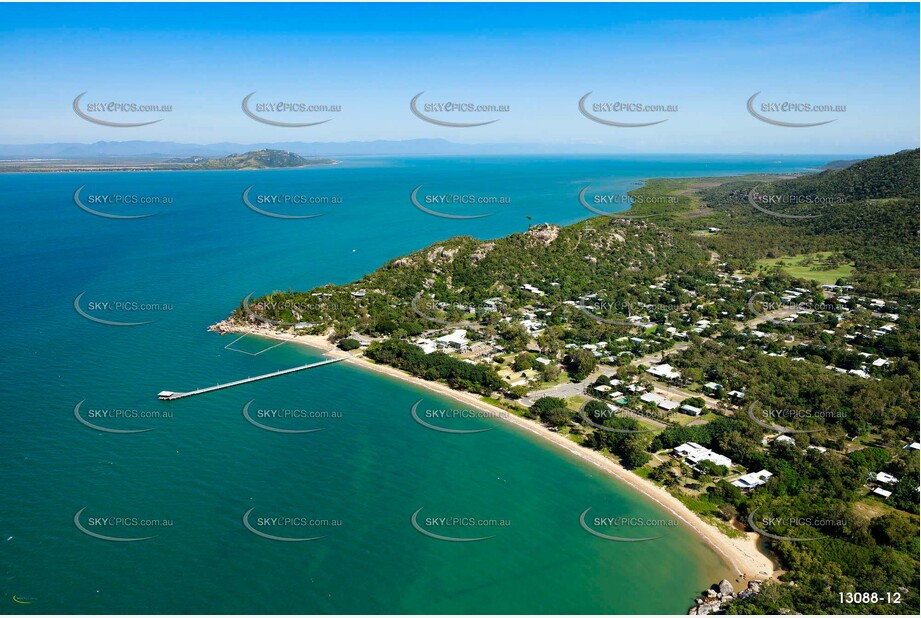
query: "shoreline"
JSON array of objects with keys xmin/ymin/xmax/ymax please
[
  {"xmin": 0, "ymin": 161, "xmax": 340, "ymax": 174},
  {"xmin": 210, "ymin": 319, "xmax": 778, "ymax": 587}
]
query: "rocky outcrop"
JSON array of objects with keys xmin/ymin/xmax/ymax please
[
  {"xmin": 525, "ymin": 224, "xmax": 560, "ymax": 245},
  {"xmin": 688, "ymin": 580, "xmax": 763, "ymax": 615}
]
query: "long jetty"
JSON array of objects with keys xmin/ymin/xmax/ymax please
[{"xmin": 158, "ymin": 357, "xmax": 347, "ymax": 400}]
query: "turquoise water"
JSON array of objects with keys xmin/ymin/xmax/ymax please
[{"xmin": 0, "ymin": 155, "xmax": 837, "ymax": 614}]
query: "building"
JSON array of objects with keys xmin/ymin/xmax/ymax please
[
  {"xmin": 875, "ymin": 472, "xmax": 898, "ymax": 485},
  {"xmin": 658, "ymin": 399, "xmax": 680, "ymax": 412},
  {"xmin": 640, "ymin": 392, "xmax": 665, "ymax": 405},
  {"xmin": 647, "ymin": 363, "xmax": 681, "ymax": 380},
  {"xmin": 415, "ymin": 338, "xmax": 438, "ymax": 354},
  {"xmin": 436, "ymin": 329, "xmax": 469, "ymax": 351},
  {"xmin": 680, "ymin": 404, "xmax": 702, "ymax": 416},
  {"xmin": 521, "ymin": 283, "xmax": 545, "ymax": 296},
  {"xmin": 731, "ymin": 470, "xmax": 773, "ymax": 490},
  {"xmin": 872, "ymin": 487, "xmax": 893, "ymax": 499},
  {"xmin": 674, "ymin": 442, "xmax": 733, "ymax": 469}
]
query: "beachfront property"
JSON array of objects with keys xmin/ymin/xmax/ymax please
[
  {"xmin": 731, "ymin": 469, "xmax": 774, "ymax": 490},
  {"xmin": 673, "ymin": 442, "xmax": 733, "ymax": 470},
  {"xmin": 414, "ymin": 337, "xmax": 439, "ymax": 354},
  {"xmin": 436, "ymin": 329, "xmax": 469, "ymax": 351}
]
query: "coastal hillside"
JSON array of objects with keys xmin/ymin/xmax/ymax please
[
  {"xmin": 222, "ymin": 149, "xmax": 920, "ymax": 615},
  {"xmin": 179, "ymin": 148, "xmax": 335, "ymax": 170}
]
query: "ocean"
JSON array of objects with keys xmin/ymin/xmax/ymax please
[{"xmin": 0, "ymin": 155, "xmax": 837, "ymax": 613}]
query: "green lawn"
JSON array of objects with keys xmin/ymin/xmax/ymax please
[{"xmin": 756, "ymin": 251, "xmax": 854, "ymax": 285}]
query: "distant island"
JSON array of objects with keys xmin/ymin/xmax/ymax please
[{"xmin": 0, "ymin": 149, "xmax": 337, "ymax": 173}]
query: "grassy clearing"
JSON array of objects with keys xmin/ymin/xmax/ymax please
[{"xmin": 755, "ymin": 251, "xmax": 854, "ymax": 285}]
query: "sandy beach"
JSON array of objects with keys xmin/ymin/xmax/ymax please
[{"xmin": 210, "ymin": 320, "xmax": 778, "ymax": 587}]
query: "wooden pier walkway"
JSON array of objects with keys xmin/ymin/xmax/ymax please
[{"xmin": 158, "ymin": 357, "xmax": 346, "ymax": 400}]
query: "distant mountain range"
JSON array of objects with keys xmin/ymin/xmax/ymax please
[{"xmin": 0, "ymin": 139, "xmax": 631, "ymax": 159}]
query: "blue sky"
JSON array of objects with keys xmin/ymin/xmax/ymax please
[{"xmin": 0, "ymin": 2, "xmax": 917, "ymax": 153}]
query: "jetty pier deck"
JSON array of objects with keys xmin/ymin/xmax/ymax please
[{"xmin": 158, "ymin": 357, "xmax": 347, "ymax": 400}]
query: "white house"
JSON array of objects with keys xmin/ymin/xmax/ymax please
[
  {"xmin": 731, "ymin": 470, "xmax": 773, "ymax": 490},
  {"xmin": 647, "ymin": 363, "xmax": 681, "ymax": 380},
  {"xmin": 680, "ymin": 404, "xmax": 702, "ymax": 416},
  {"xmin": 521, "ymin": 284, "xmax": 545, "ymax": 296},
  {"xmin": 875, "ymin": 472, "xmax": 898, "ymax": 485},
  {"xmin": 674, "ymin": 442, "xmax": 733, "ymax": 469},
  {"xmin": 436, "ymin": 329, "xmax": 469, "ymax": 351},
  {"xmin": 415, "ymin": 338, "xmax": 438, "ymax": 354},
  {"xmin": 640, "ymin": 392, "xmax": 665, "ymax": 405},
  {"xmin": 872, "ymin": 487, "xmax": 893, "ymax": 499}
]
